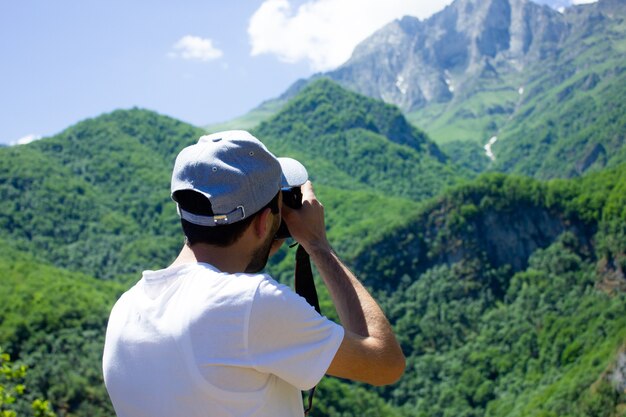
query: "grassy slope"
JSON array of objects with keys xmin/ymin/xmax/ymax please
[
  {"xmin": 204, "ymin": 99, "xmax": 285, "ymax": 133},
  {"xmin": 488, "ymin": 3, "xmax": 626, "ymax": 178},
  {"xmin": 407, "ymin": 77, "xmax": 522, "ymax": 146}
]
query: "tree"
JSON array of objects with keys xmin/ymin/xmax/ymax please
[{"xmin": 0, "ymin": 350, "xmax": 54, "ymax": 417}]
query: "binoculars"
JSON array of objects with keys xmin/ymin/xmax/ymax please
[{"xmin": 275, "ymin": 186, "xmax": 302, "ymax": 239}]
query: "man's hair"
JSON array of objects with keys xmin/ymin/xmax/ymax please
[{"xmin": 174, "ymin": 190, "xmax": 280, "ymax": 247}]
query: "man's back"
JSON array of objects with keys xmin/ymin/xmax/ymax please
[
  {"xmin": 103, "ymin": 131, "xmax": 404, "ymax": 416},
  {"xmin": 103, "ymin": 263, "xmax": 343, "ymax": 417}
]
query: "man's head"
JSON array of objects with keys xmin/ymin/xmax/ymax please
[{"xmin": 171, "ymin": 131, "xmax": 307, "ymax": 265}]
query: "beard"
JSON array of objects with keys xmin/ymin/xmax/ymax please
[{"xmin": 244, "ymin": 213, "xmax": 280, "ymax": 274}]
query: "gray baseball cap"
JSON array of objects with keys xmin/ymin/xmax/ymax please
[{"xmin": 171, "ymin": 130, "xmax": 308, "ymax": 226}]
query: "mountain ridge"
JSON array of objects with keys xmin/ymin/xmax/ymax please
[
  {"xmin": 243, "ymin": 0, "xmax": 625, "ymax": 180},
  {"xmin": 0, "ymin": 80, "xmax": 452, "ymax": 279},
  {"xmin": 254, "ymin": 79, "xmax": 464, "ymax": 201},
  {"xmin": 328, "ymin": 0, "xmax": 566, "ymax": 112}
]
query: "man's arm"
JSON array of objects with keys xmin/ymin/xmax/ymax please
[{"xmin": 282, "ymin": 182, "xmax": 405, "ymax": 386}]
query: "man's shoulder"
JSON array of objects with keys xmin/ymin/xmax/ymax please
[
  {"xmin": 188, "ymin": 267, "xmax": 280, "ymax": 306},
  {"xmin": 196, "ymin": 266, "xmax": 274, "ymax": 289}
]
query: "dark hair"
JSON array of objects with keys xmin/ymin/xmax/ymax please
[{"xmin": 173, "ymin": 190, "xmax": 280, "ymax": 247}]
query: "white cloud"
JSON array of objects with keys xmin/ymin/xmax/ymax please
[
  {"xmin": 248, "ymin": 0, "xmax": 454, "ymax": 71},
  {"xmin": 169, "ymin": 35, "xmax": 223, "ymax": 62},
  {"xmin": 530, "ymin": 0, "xmax": 598, "ymax": 12},
  {"xmin": 10, "ymin": 134, "xmax": 42, "ymax": 146}
]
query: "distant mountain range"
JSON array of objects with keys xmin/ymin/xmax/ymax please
[
  {"xmin": 323, "ymin": 0, "xmax": 626, "ymax": 176},
  {"xmin": 218, "ymin": 0, "xmax": 625, "ymax": 179},
  {"xmin": 327, "ymin": 0, "xmax": 569, "ymax": 113}
]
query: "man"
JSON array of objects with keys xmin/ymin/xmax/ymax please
[{"xmin": 102, "ymin": 130, "xmax": 404, "ymax": 417}]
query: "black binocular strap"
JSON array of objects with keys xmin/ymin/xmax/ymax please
[
  {"xmin": 294, "ymin": 244, "xmax": 321, "ymax": 415},
  {"xmin": 295, "ymin": 244, "xmax": 321, "ymax": 313}
]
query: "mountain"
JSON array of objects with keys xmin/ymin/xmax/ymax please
[
  {"xmin": 0, "ymin": 108, "xmax": 205, "ymax": 281},
  {"xmin": 255, "ymin": 0, "xmax": 624, "ymax": 179},
  {"xmin": 0, "ymin": 80, "xmax": 450, "ymax": 281},
  {"xmin": 254, "ymin": 79, "xmax": 464, "ymax": 202},
  {"xmin": 490, "ymin": 0, "xmax": 626, "ymax": 177},
  {"xmin": 328, "ymin": 0, "xmax": 566, "ymax": 113},
  {"xmin": 329, "ymin": 0, "xmax": 626, "ymax": 178},
  {"xmin": 354, "ymin": 166, "xmax": 626, "ymax": 293}
]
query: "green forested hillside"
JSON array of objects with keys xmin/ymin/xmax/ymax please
[
  {"xmin": 1, "ymin": 78, "xmax": 625, "ymax": 416},
  {"xmin": 0, "ymin": 81, "xmax": 455, "ymax": 280},
  {"xmin": 492, "ymin": 54, "xmax": 626, "ymax": 178},
  {"xmin": 0, "ymin": 239, "xmax": 123, "ymax": 416},
  {"xmin": 255, "ymin": 79, "xmax": 464, "ymax": 201},
  {"xmin": 483, "ymin": 0, "xmax": 626, "ymax": 178},
  {"xmin": 383, "ymin": 235, "xmax": 626, "ymax": 417},
  {"xmin": 0, "ymin": 109, "xmax": 204, "ymax": 281},
  {"xmin": 350, "ymin": 163, "xmax": 626, "ymax": 416}
]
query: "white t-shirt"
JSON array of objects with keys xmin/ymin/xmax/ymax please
[{"xmin": 102, "ymin": 263, "xmax": 344, "ymax": 417}]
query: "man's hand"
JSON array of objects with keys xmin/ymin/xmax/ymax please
[{"xmin": 281, "ymin": 181, "xmax": 330, "ymax": 253}]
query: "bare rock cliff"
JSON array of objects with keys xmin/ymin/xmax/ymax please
[{"xmin": 327, "ymin": 0, "xmax": 567, "ymax": 112}]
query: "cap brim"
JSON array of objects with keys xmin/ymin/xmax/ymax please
[{"xmin": 278, "ymin": 157, "xmax": 308, "ymax": 188}]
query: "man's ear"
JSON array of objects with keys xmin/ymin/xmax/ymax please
[{"xmin": 252, "ymin": 207, "xmax": 272, "ymax": 239}]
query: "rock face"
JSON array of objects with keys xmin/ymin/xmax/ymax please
[
  {"xmin": 326, "ymin": 0, "xmax": 567, "ymax": 112},
  {"xmin": 356, "ymin": 204, "xmax": 595, "ymax": 292},
  {"xmin": 350, "ymin": 177, "xmax": 597, "ymax": 293},
  {"xmin": 609, "ymin": 351, "xmax": 626, "ymax": 393},
  {"xmin": 267, "ymin": 0, "xmax": 625, "ymax": 178},
  {"xmin": 470, "ymin": 206, "xmax": 592, "ymax": 272}
]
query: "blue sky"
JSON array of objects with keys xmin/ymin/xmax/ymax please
[
  {"xmin": 1, "ymin": 1, "xmax": 308, "ymax": 144},
  {"xmin": 0, "ymin": 0, "xmax": 594, "ymax": 145}
]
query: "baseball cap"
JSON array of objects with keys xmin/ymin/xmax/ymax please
[{"xmin": 171, "ymin": 130, "xmax": 308, "ymax": 226}]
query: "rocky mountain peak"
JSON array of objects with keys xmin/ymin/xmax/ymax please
[{"xmin": 326, "ymin": 0, "xmax": 567, "ymax": 112}]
